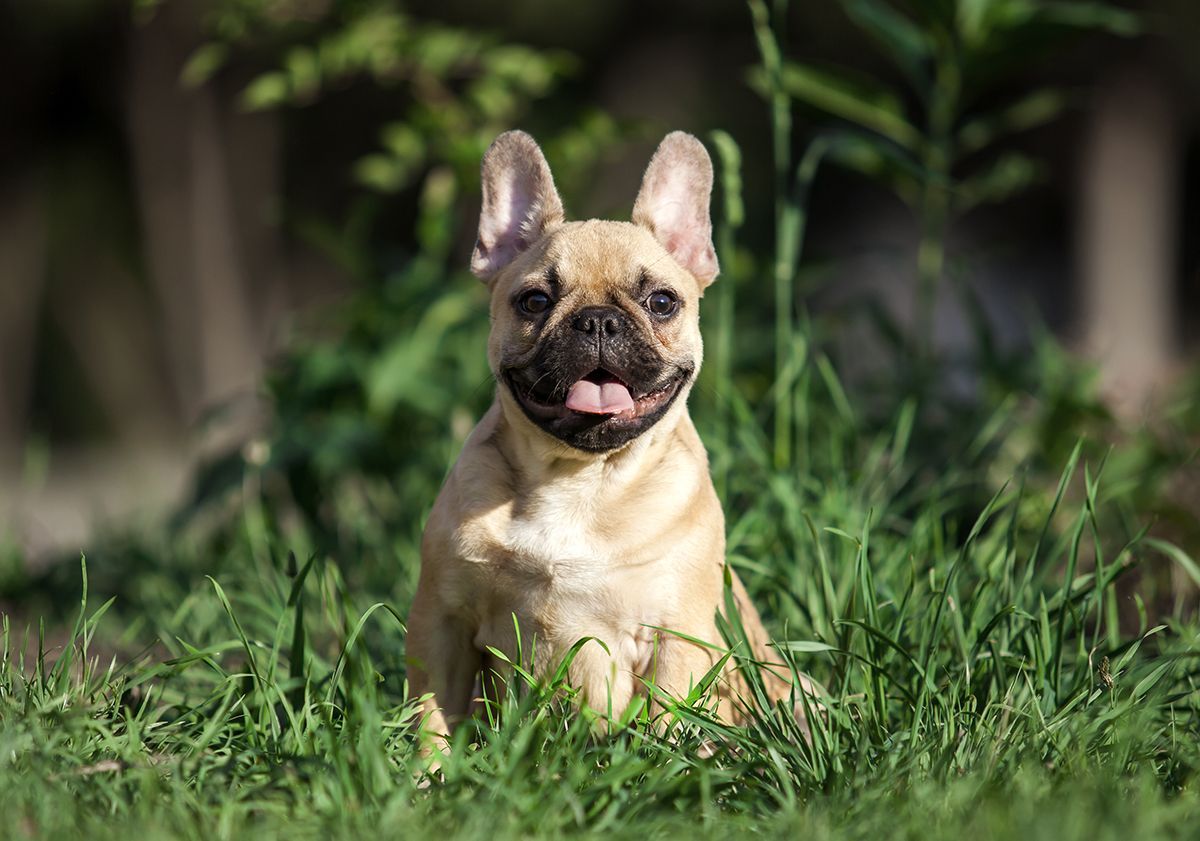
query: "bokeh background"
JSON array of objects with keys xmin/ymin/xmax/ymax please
[{"xmin": 1, "ymin": 0, "xmax": 1198, "ymax": 598}]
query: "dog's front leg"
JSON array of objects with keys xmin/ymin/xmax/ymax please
[
  {"xmin": 406, "ymin": 596, "xmax": 480, "ymax": 762},
  {"xmin": 650, "ymin": 636, "xmax": 741, "ymax": 726},
  {"xmin": 569, "ymin": 638, "xmax": 635, "ymax": 730}
]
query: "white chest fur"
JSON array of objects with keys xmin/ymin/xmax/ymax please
[{"xmin": 458, "ymin": 483, "xmax": 673, "ymax": 682}]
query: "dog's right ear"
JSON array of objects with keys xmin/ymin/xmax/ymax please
[
  {"xmin": 471, "ymin": 131, "xmax": 565, "ymax": 280},
  {"xmin": 632, "ymin": 132, "xmax": 719, "ymax": 287}
]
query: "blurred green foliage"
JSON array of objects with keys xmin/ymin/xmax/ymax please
[
  {"xmin": 161, "ymin": 0, "xmax": 609, "ymax": 194},
  {"xmin": 750, "ymin": 0, "xmax": 1140, "ymax": 358}
]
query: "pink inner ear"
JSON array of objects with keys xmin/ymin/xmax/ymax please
[
  {"xmin": 472, "ymin": 131, "xmax": 564, "ymax": 279},
  {"xmin": 666, "ymin": 232, "xmax": 701, "ymax": 269},
  {"xmin": 635, "ymin": 146, "xmax": 718, "ymax": 284},
  {"xmin": 655, "ymin": 209, "xmax": 716, "ymax": 283},
  {"xmin": 474, "ymin": 181, "xmax": 537, "ymax": 276}
]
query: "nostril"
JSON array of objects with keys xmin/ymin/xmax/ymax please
[{"xmin": 571, "ymin": 307, "xmax": 624, "ymax": 335}]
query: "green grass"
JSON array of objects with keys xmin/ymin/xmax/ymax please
[{"xmin": 1, "ymin": 369, "xmax": 1198, "ymax": 838}]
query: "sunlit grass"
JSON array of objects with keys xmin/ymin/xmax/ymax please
[{"xmin": 1, "ymin": 394, "xmax": 1197, "ymax": 838}]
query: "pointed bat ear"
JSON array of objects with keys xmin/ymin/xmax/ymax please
[
  {"xmin": 631, "ymin": 131, "xmax": 719, "ymax": 287},
  {"xmin": 470, "ymin": 131, "xmax": 565, "ymax": 280}
]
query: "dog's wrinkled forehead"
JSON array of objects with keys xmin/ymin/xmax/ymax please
[{"xmin": 506, "ymin": 220, "xmax": 696, "ymax": 301}]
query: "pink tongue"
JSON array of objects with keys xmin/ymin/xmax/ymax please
[{"xmin": 565, "ymin": 379, "xmax": 635, "ymax": 415}]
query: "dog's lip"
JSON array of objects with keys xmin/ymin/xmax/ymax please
[
  {"xmin": 503, "ymin": 367, "xmax": 687, "ymax": 421},
  {"xmin": 579, "ymin": 368, "xmax": 622, "ymax": 385}
]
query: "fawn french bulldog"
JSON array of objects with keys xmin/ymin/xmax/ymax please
[{"xmin": 406, "ymin": 130, "xmax": 809, "ymax": 752}]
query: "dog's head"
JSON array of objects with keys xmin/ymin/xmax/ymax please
[{"xmin": 471, "ymin": 130, "xmax": 719, "ymax": 453}]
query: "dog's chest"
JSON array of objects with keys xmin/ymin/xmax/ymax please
[
  {"xmin": 455, "ymin": 498, "xmax": 671, "ymax": 667},
  {"xmin": 461, "ymin": 479, "xmax": 625, "ymax": 584},
  {"xmin": 478, "ymin": 511, "xmax": 630, "ymax": 619},
  {"xmin": 500, "ymin": 511, "xmax": 604, "ymax": 585}
]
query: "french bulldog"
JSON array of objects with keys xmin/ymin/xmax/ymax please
[{"xmin": 406, "ymin": 130, "xmax": 808, "ymax": 753}]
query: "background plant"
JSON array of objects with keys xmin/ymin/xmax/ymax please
[{"xmin": 755, "ymin": 0, "xmax": 1139, "ymax": 350}]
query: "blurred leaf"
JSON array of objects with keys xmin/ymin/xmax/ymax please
[
  {"xmin": 414, "ymin": 27, "xmax": 480, "ymax": 77},
  {"xmin": 284, "ymin": 46, "xmax": 322, "ymax": 102},
  {"xmin": 180, "ymin": 43, "xmax": 230, "ymax": 89},
  {"xmin": 826, "ymin": 132, "xmax": 923, "ymax": 206},
  {"xmin": 758, "ymin": 61, "xmax": 923, "ymax": 152},
  {"xmin": 380, "ymin": 122, "xmax": 426, "ymax": 168},
  {"xmin": 1034, "ymin": 1, "xmax": 1142, "ymax": 36},
  {"xmin": 415, "ymin": 167, "xmax": 457, "ymax": 259},
  {"xmin": 955, "ymin": 0, "xmax": 993, "ymax": 45},
  {"xmin": 342, "ymin": 8, "xmax": 406, "ymax": 79},
  {"xmin": 710, "ymin": 130, "xmax": 745, "ymax": 229},
  {"xmin": 1144, "ymin": 538, "xmax": 1200, "ymax": 589},
  {"xmin": 956, "ymin": 88, "xmax": 1069, "ymax": 157},
  {"xmin": 954, "ymin": 151, "xmax": 1042, "ymax": 212},
  {"xmin": 354, "ymin": 153, "xmax": 409, "ymax": 193},
  {"xmin": 484, "ymin": 46, "xmax": 571, "ymax": 95},
  {"xmin": 957, "ymin": 0, "xmax": 1140, "ymax": 83},
  {"xmin": 241, "ymin": 71, "xmax": 291, "ymax": 111},
  {"xmin": 843, "ymin": 0, "xmax": 932, "ymax": 88},
  {"xmin": 542, "ymin": 111, "xmax": 623, "ymax": 203},
  {"xmin": 366, "ymin": 290, "xmax": 479, "ymax": 418},
  {"xmin": 467, "ymin": 75, "xmax": 521, "ymax": 121},
  {"xmin": 904, "ymin": 0, "xmax": 958, "ymax": 27},
  {"xmin": 131, "ymin": 0, "xmax": 163, "ymax": 23},
  {"xmin": 961, "ymin": 0, "xmax": 1046, "ymax": 41},
  {"xmin": 978, "ymin": 0, "xmax": 1141, "ymax": 46}
]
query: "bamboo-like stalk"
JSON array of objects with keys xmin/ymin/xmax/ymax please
[
  {"xmin": 709, "ymin": 130, "xmax": 744, "ymax": 501},
  {"xmin": 914, "ymin": 45, "xmax": 960, "ymax": 366},
  {"xmin": 750, "ymin": 0, "xmax": 795, "ymax": 470},
  {"xmin": 749, "ymin": 0, "xmax": 835, "ymax": 472}
]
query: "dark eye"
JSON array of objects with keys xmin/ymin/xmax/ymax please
[
  {"xmin": 518, "ymin": 290, "xmax": 552, "ymax": 315},
  {"xmin": 645, "ymin": 290, "xmax": 679, "ymax": 318}
]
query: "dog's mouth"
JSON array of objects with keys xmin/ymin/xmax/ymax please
[
  {"xmin": 502, "ymin": 366, "xmax": 689, "ymax": 444},
  {"xmin": 506, "ymin": 368, "xmax": 684, "ymax": 422}
]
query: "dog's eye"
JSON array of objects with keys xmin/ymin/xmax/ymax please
[
  {"xmin": 518, "ymin": 290, "xmax": 552, "ymax": 315},
  {"xmin": 645, "ymin": 290, "xmax": 679, "ymax": 318}
]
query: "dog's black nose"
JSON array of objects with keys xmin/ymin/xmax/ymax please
[{"xmin": 571, "ymin": 306, "xmax": 626, "ymax": 336}]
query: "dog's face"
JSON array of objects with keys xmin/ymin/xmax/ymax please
[
  {"xmin": 488, "ymin": 221, "xmax": 703, "ymax": 451},
  {"xmin": 470, "ymin": 131, "xmax": 720, "ymax": 452}
]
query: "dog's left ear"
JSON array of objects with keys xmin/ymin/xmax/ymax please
[{"xmin": 632, "ymin": 132, "xmax": 719, "ymax": 287}]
